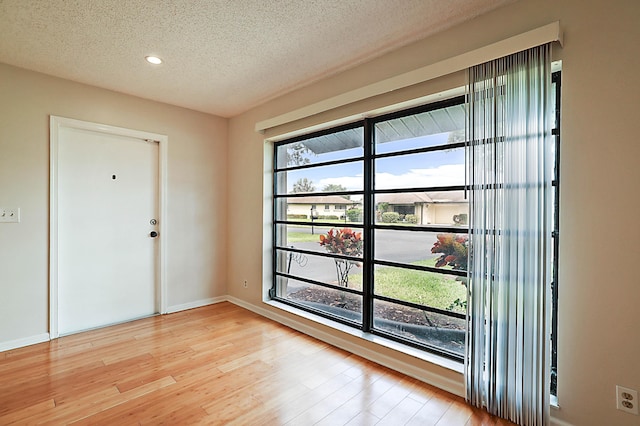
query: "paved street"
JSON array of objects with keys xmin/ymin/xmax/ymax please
[{"xmin": 283, "ymin": 225, "xmax": 453, "ymax": 289}]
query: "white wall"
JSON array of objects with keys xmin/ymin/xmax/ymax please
[
  {"xmin": 0, "ymin": 63, "xmax": 228, "ymax": 347},
  {"xmin": 227, "ymin": 1, "xmax": 640, "ymax": 425}
]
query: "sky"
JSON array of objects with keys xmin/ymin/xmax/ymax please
[{"xmin": 283, "ymin": 132, "xmax": 465, "ymax": 193}]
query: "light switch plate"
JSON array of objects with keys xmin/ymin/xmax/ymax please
[{"xmin": 0, "ymin": 208, "xmax": 20, "ymax": 223}]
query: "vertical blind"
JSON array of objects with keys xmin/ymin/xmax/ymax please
[{"xmin": 466, "ymin": 43, "xmax": 553, "ymax": 425}]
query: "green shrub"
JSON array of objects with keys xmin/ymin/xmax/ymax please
[
  {"xmin": 405, "ymin": 214, "xmax": 418, "ymax": 224},
  {"xmin": 381, "ymin": 212, "xmax": 400, "ymax": 223},
  {"xmin": 287, "ymin": 214, "xmax": 308, "ymax": 219},
  {"xmin": 318, "ymin": 215, "xmax": 339, "ymax": 220},
  {"xmin": 346, "ymin": 208, "xmax": 362, "ymax": 222},
  {"xmin": 453, "ymin": 213, "xmax": 468, "ymax": 225}
]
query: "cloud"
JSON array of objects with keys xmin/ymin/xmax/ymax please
[{"xmin": 318, "ymin": 164, "xmax": 464, "ymax": 190}]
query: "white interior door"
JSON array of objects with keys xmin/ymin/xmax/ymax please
[{"xmin": 57, "ymin": 126, "xmax": 159, "ymax": 335}]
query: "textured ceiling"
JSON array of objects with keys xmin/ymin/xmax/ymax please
[{"xmin": 0, "ymin": 0, "xmax": 515, "ymax": 117}]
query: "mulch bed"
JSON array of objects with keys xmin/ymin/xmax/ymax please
[{"xmin": 288, "ymin": 286, "xmax": 464, "ymax": 330}]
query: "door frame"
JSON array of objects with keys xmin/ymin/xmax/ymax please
[{"xmin": 49, "ymin": 116, "xmax": 168, "ymax": 339}]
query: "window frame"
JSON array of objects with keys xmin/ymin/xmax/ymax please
[
  {"xmin": 270, "ymin": 77, "xmax": 560, "ymax": 366},
  {"xmin": 271, "ymin": 96, "xmax": 469, "ymax": 361},
  {"xmin": 551, "ymin": 70, "xmax": 561, "ymax": 396}
]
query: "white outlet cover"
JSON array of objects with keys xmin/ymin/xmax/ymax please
[{"xmin": 617, "ymin": 385, "xmax": 639, "ymax": 415}]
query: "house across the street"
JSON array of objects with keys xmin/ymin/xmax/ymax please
[
  {"xmin": 376, "ymin": 192, "xmax": 467, "ymax": 225},
  {"xmin": 286, "ymin": 195, "xmax": 359, "ymax": 219}
]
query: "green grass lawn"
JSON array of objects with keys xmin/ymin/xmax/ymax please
[
  {"xmin": 284, "ymin": 230, "xmax": 467, "ymax": 313},
  {"xmin": 347, "ymin": 259, "xmax": 466, "ymax": 313},
  {"xmin": 286, "ymin": 218, "xmax": 355, "ymax": 225},
  {"xmin": 286, "ymin": 232, "xmax": 325, "ymax": 243}
]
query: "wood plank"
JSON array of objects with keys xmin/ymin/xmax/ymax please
[
  {"xmin": 436, "ymin": 397, "xmax": 476, "ymax": 425},
  {"xmin": 0, "ymin": 398, "xmax": 55, "ymax": 424},
  {"xmin": 0, "ymin": 302, "xmax": 514, "ymax": 425}
]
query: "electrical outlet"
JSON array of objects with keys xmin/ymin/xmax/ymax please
[
  {"xmin": 243, "ymin": 280, "xmax": 248, "ymax": 288},
  {"xmin": 617, "ymin": 385, "xmax": 639, "ymax": 415},
  {"xmin": 0, "ymin": 208, "xmax": 20, "ymax": 223}
]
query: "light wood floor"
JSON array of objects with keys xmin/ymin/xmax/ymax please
[{"xmin": 0, "ymin": 302, "xmax": 514, "ymax": 425}]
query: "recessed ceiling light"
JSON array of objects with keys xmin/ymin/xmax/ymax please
[{"xmin": 145, "ymin": 56, "xmax": 163, "ymax": 65}]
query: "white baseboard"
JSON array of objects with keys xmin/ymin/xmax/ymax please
[
  {"xmin": 0, "ymin": 297, "xmax": 225, "ymax": 352},
  {"xmin": 166, "ymin": 296, "xmax": 227, "ymax": 314},
  {"xmin": 226, "ymin": 296, "xmax": 465, "ymax": 397},
  {"xmin": 0, "ymin": 333, "xmax": 50, "ymax": 352}
]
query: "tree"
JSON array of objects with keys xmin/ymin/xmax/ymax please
[
  {"xmin": 443, "ymin": 130, "xmax": 466, "ymax": 154},
  {"xmin": 447, "ymin": 129, "xmax": 465, "ymax": 144},
  {"xmin": 322, "ymin": 183, "xmax": 347, "ymax": 192},
  {"xmin": 377, "ymin": 202, "xmax": 389, "ymax": 213},
  {"xmin": 322, "ymin": 183, "xmax": 349, "ymax": 199},
  {"xmin": 292, "ymin": 178, "xmax": 315, "ymax": 193},
  {"xmin": 286, "ymin": 143, "xmax": 313, "ymax": 166}
]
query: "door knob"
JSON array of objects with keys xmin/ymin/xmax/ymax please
[{"xmin": 150, "ymin": 231, "xmax": 158, "ymax": 238}]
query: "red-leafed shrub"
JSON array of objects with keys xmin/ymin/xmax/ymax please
[
  {"xmin": 319, "ymin": 228, "xmax": 363, "ymax": 287},
  {"xmin": 431, "ymin": 233, "xmax": 468, "ymax": 271},
  {"xmin": 319, "ymin": 228, "xmax": 363, "ymax": 257}
]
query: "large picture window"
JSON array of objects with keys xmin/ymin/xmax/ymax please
[
  {"xmin": 272, "ymin": 77, "xmax": 559, "ymax": 363},
  {"xmin": 272, "ymin": 97, "xmax": 469, "ymax": 359}
]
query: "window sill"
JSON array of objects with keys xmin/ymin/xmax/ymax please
[{"xmin": 264, "ymin": 299, "xmax": 464, "ymax": 375}]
